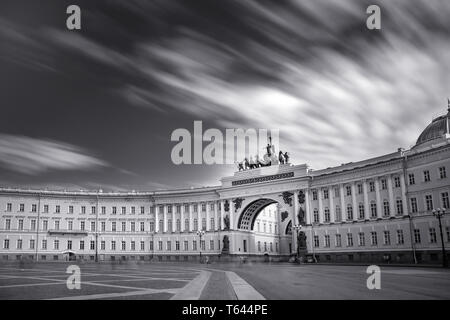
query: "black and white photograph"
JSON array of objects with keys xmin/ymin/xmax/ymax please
[{"xmin": 0, "ymin": 0, "xmax": 449, "ymax": 307}]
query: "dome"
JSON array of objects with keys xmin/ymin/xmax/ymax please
[{"xmin": 415, "ymin": 106, "xmax": 450, "ymax": 146}]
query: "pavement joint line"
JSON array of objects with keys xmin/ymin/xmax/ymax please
[
  {"xmin": 0, "ymin": 282, "xmax": 66, "ymax": 289},
  {"xmin": 225, "ymin": 271, "xmax": 265, "ymax": 300},
  {"xmin": 170, "ymin": 270, "xmax": 211, "ymax": 300},
  {"xmin": 47, "ymin": 288, "xmax": 180, "ymax": 300}
]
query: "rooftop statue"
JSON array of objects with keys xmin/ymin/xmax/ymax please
[{"xmin": 236, "ymin": 136, "xmax": 287, "ymax": 171}]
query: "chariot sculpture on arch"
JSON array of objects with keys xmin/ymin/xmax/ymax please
[{"xmin": 236, "ymin": 136, "xmax": 290, "ymax": 171}]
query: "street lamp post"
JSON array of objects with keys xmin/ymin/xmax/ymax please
[
  {"xmin": 197, "ymin": 230, "xmax": 205, "ymax": 263},
  {"xmin": 432, "ymin": 208, "xmax": 448, "ymax": 268},
  {"xmin": 292, "ymin": 224, "xmax": 302, "ymax": 262}
]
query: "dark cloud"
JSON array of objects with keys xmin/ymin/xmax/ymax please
[{"xmin": 0, "ymin": 0, "xmax": 449, "ymax": 190}]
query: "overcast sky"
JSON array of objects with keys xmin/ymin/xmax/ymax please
[{"xmin": 0, "ymin": 0, "xmax": 449, "ymax": 191}]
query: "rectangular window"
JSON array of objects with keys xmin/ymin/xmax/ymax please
[
  {"xmin": 81, "ymin": 206, "xmax": 86, "ymax": 214},
  {"xmin": 6, "ymin": 203, "xmax": 12, "ymax": 212},
  {"xmin": 131, "ymin": 206, "xmax": 136, "ymax": 215},
  {"xmin": 30, "ymin": 239, "xmax": 35, "ymax": 250},
  {"xmin": 32, "ymin": 204, "xmax": 37, "ymax": 212},
  {"xmin": 409, "ymin": 173, "xmax": 415, "ymax": 185},
  {"xmin": 43, "ymin": 220, "xmax": 48, "ymax": 231},
  {"xmin": 150, "ymin": 221, "xmax": 155, "ymax": 232},
  {"xmin": 131, "ymin": 222, "xmax": 135, "ymax": 232},
  {"xmin": 121, "ymin": 241, "xmax": 126, "ymax": 251},
  {"xmin": 312, "ymin": 190, "xmax": 318, "ymax": 200},
  {"xmin": 410, "ymin": 198, "xmax": 418, "ymax": 213},
  {"xmin": 324, "ymin": 208, "xmax": 330, "ymax": 222},
  {"xmin": 111, "ymin": 241, "xmax": 116, "ymax": 251},
  {"xmin": 394, "ymin": 176, "xmax": 401, "ymax": 188},
  {"xmin": 346, "ymin": 185, "xmax": 352, "ymax": 196},
  {"xmin": 429, "ymin": 228, "xmax": 437, "ymax": 243},
  {"xmin": 131, "ymin": 241, "xmax": 135, "ymax": 251},
  {"xmin": 439, "ymin": 166, "xmax": 447, "ymax": 179},
  {"xmin": 68, "ymin": 221, "xmax": 73, "ymax": 230},
  {"xmin": 149, "ymin": 241, "xmax": 154, "ymax": 251},
  {"xmin": 335, "ymin": 234, "xmax": 342, "ymax": 247},
  {"xmin": 358, "ymin": 232, "xmax": 365, "ymax": 246},
  {"xmin": 425, "ymin": 195, "xmax": 433, "ymax": 211},
  {"xmin": 383, "ymin": 201, "xmax": 390, "ymax": 217},
  {"xmin": 31, "ymin": 219, "xmax": 36, "ymax": 231},
  {"xmin": 166, "ymin": 241, "xmax": 171, "ymax": 251},
  {"xmin": 17, "ymin": 239, "xmax": 22, "ymax": 249},
  {"xmin": 396, "ymin": 199, "xmax": 403, "ymax": 215},
  {"xmin": 140, "ymin": 241, "xmax": 145, "ymax": 251},
  {"xmin": 414, "ymin": 229, "xmax": 421, "ymax": 244},
  {"xmin": 42, "ymin": 239, "xmax": 47, "ymax": 250},
  {"xmin": 80, "ymin": 221, "xmax": 85, "ymax": 231},
  {"xmin": 67, "ymin": 240, "xmax": 72, "ymax": 250},
  {"xmin": 335, "ymin": 206, "xmax": 341, "ymax": 222},
  {"xmin": 381, "ymin": 179, "xmax": 387, "ymax": 190},
  {"xmin": 313, "ymin": 209, "xmax": 319, "ymax": 223},
  {"xmin": 314, "ymin": 235, "xmax": 319, "ymax": 248},
  {"xmin": 54, "ymin": 220, "xmax": 60, "ymax": 230},
  {"xmin": 371, "ymin": 232, "xmax": 378, "ymax": 246},
  {"xmin": 184, "ymin": 241, "xmax": 189, "ymax": 251},
  {"xmin": 18, "ymin": 219, "xmax": 23, "ymax": 230},
  {"xmin": 19, "ymin": 203, "xmax": 25, "ymax": 212},
  {"xmin": 423, "ymin": 170, "xmax": 430, "ymax": 182},
  {"xmin": 140, "ymin": 222, "xmax": 145, "ymax": 232},
  {"xmin": 55, "ymin": 205, "xmax": 60, "ymax": 213},
  {"xmin": 369, "ymin": 182, "xmax": 375, "ymax": 192},
  {"xmin": 370, "ymin": 203, "xmax": 377, "ymax": 218},
  {"xmin": 69, "ymin": 206, "xmax": 74, "ymax": 214},
  {"xmin": 54, "ymin": 240, "xmax": 59, "ymax": 250},
  {"xmin": 121, "ymin": 222, "xmax": 126, "ymax": 232},
  {"xmin": 101, "ymin": 241, "xmax": 105, "ymax": 250},
  {"xmin": 347, "ymin": 205, "xmax": 353, "ymax": 220},
  {"xmin": 101, "ymin": 206, "xmax": 106, "ymax": 215},
  {"xmin": 121, "ymin": 207, "xmax": 126, "ymax": 215},
  {"xmin": 112, "ymin": 207, "xmax": 117, "ymax": 215},
  {"xmin": 5, "ymin": 219, "xmax": 11, "ymax": 230},
  {"xmin": 323, "ymin": 189, "xmax": 329, "ymax": 199},
  {"xmin": 44, "ymin": 205, "xmax": 49, "ymax": 213},
  {"xmin": 441, "ymin": 192, "xmax": 449, "ymax": 209},
  {"xmin": 358, "ymin": 184, "xmax": 363, "ymax": 194},
  {"xmin": 192, "ymin": 240, "xmax": 197, "ymax": 251},
  {"xmin": 79, "ymin": 240, "xmax": 84, "ymax": 250},
  {"xmin": 175, "ymin": 241, "xmax": 180, "ymax": 251},
  {"xmin": 383, "ymin": 230, "xmax": 391, "ymax": 245},
  {"xmin": 91, "ymin": 206, "xmax": 96, "ymax": 215},
  {"xmin": 347, "ymin": 233, "xmax": 353, "ymax": 247},
  {"xmin": 101, "ymin": 221, "xmax": 105, "ymax": 232},
  {"xmin": 4, "ymin": 239, "xmax": 9, "ymax": 249},
  {"xmin": 324, "ymin": 235, "xmax": 330, "ymax": 247}
]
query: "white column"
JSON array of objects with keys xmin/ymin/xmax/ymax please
[
  {"xmin": 329, "ymin": 186, "xmax": 335, "ymax": 222},
  {"xmin": 155, "ymin": 205, "xmax": 159, "ymax": 233},
  {"xmin": 163, "ymin": 205, "xmax": 167, "ymax": 233},
  {"xmin": 293, "ymin": 190, "xmax": 299, "ymax": 254},
  {"xmin": 172, "ymin": 205, "xmax": 176, "ymax": 232},
  {"xmin": 206, "ymin": 202, "xmax": 211, "ymax": 231},
  {"xmin": 400, "ymin": 174, "xmax": 408, "ymax": 216},
  {"xmin": 340, "ymin": 184, "xmax": 346, "ymax": 222},
  {"xmin": 375, "ymin": 178, "xmax": 382, "ymax": 218},
  {"xmin": 363, "ymin": 180, "xmax": 370, "ymax": 220},
  {"xmin": 180, "ymin": 204, "xmax": 185, "ymax": 232},
  {"xmin": 189, "ymin": 203, "xmax": 193, "ymax": 232},
  {"xmin": 305, "ymin": 189, "xmax": 311, "ymax": 225},
  {"xmin": 318, "ymin": 188, "xmax": 324, "ymax": 224},
  {"xmin": 214, "ymin": 202, "xmax": 219, "ymax": 231},
  {"xmin": 220, "ymin": 200, "xmax": 225, "ymax": 230},
  {"xmin": 387, "ymin": 175, "xmax": 395, "ymax": 217},
  {"xmin": 351, "ymin": 183, "xmax": 357, "ymax": 221},
  {"xmin": 229, "ymin": 200, "xmax": 234, "ymax": 230}
]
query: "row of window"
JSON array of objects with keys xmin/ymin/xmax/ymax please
[
  {"xmin": 255, "ymin": 221, "xmax": 277, "ymax": 234},
  {"xmin": 311, "ymin": 192, "xmax": 449, "ymax": 223},
  {"xmin": 3, "ymin": 202, "xmax": 221, "ymax": 215},
  {"xmin": 2, "ymin": 238, "xmax": 220, "ymax": 252},
  {"xmin": 2, "ymin": 218, "xmax": 221, "ymax": 233},
  {"xmin": 256, "ymin": 241, "xmax": 277, "ymax": 252},
  {"xmin": 312, "ymin": 227, "xmax": 450, "ymax": 248},
  {"xmin": 311, "ymin": 167, "xmax": 447, "ymax": 201}
]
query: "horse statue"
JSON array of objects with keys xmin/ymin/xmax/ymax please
[
  {"xmin": 237, "ymin": 161, "xmax": 244, "ymax": 171},
  {"xmin": 244, "ymin": 158, "xmax": 250, "ymax": 170},
  {"xmin": 284, "ymin": 152, "xmax": 289, "ymax": 164},
  {"xmin": 278, "ymin": 151, "xmax": 285, "ymax": 164}
]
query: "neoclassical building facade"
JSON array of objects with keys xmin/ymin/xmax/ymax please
[{"xmin": 1, "ymin": 107, "xmax": 449, "ymax": 264}]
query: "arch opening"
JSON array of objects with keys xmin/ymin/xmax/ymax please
[{"xmin": 237, "ymin": 198, "xmax": 277, "ymax": 230}]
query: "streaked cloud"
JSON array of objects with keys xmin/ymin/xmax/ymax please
[{"xmin": 0, "ymin": 134, "xmax": 108, "ymax": 175}]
